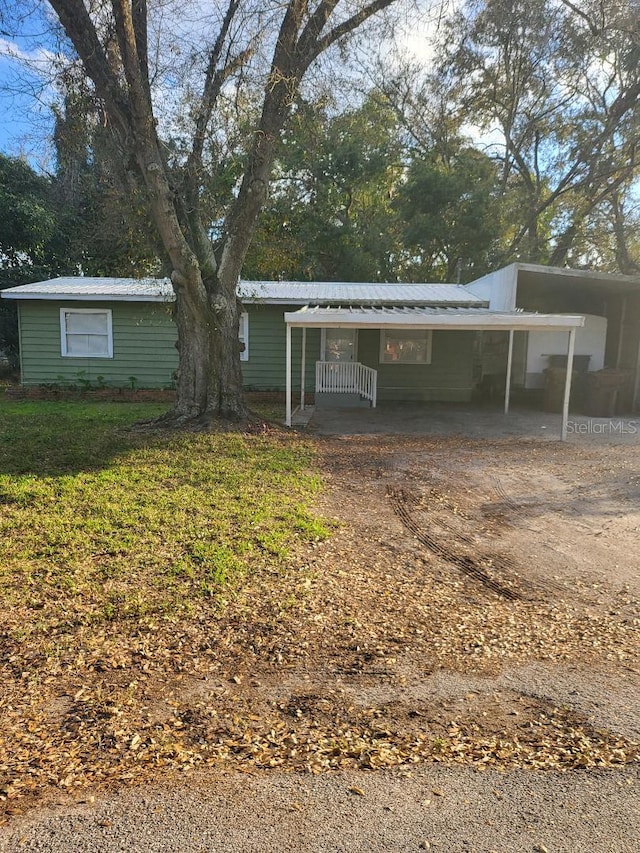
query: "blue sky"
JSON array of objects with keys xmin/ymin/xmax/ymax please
[
  {"xmin": 0, "ymin": 5, "xmax": 59, "ymax": 167},
  {"xmin": 0, "ymin": 66, "xmax": 54, "ymax": 162}
]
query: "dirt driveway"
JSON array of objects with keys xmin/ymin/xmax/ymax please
[{"xmin": 2, "ymin": 430, "xmax": 639, "ymax": 851}]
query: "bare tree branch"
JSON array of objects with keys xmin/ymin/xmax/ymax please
[
  {"xmin": 296, "ymin": 0, "xmax": 339, "ymax": 61},
  {"xmin": 558, "ymin": 0, "xmax": 602, "ymax": 36},
  {"xmin": 190, "ymin": 0, "xmax": 242, "ymax": 168},
  {"xmin": 310, "ymin": 0, "xmax": 396, "ymax": 64},
  {"xmin": 132, "ymin": 0, "xmax": 150, "ymax": 98},
  {"xmin": 47, "ymin": 0, "xmax": 131, "ymax": 139}
]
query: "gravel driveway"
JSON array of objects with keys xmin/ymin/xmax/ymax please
[{"xmin": 2, "ymin": 428, "xmax": 638, "ymax": 851}]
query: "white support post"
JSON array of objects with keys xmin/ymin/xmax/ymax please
[
  {"xmin": 300, "ymin": 327, "xmax": 306, "ymax": 411},
  {"xmin": 504, "ymin": 329, "xmax": 514, "ymax": 414},
  {"xmin": 285, "ymin": 323, "xmax": 292, "ymax": 427},
  {"xmin": 561, "ymin": 327, "xmax": 576, "ymax": 441},
  {"xmin": 616, "ymin": 296, "xmax": 627, "ymax": 368},
  {"xmin": 633, "ymin": 335, "xmax": 640, "ymax": 413}
]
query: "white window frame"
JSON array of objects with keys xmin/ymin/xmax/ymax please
[
  {"xmin": 239, "ymin": 311, "xmax": 249, "ymax": 361},
  {"xmin": 60, "ymin": 308, "xmax": 113, "ymax": 359},
  {"xmin": 379, "ymin": 329, "xmax": 433, "ymax": 365},
  {"xmin": 321, "ymin": 328, "xmax": 358, "ymax": 362}
]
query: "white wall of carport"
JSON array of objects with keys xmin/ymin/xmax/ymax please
[{"xmin": 525, "ymin": 314, "xmax": 607, "ymax": 388}]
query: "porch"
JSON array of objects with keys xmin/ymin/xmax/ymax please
[{"xmin": 285, "ymin": 306, "xmax": 586, "ymax": 440}]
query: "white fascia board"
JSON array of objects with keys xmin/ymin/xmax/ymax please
[
  {"xmin": 284, "ymin": 310, "xmax": 585, "ymax": 331},
  {"xmin": 1, "ymin": 291, "xmax": 174, "ymax": 302},
  {"xmin": 243, "ymin": 297, "xmax": 323, "ymax": 306},
  {"xmin": 241, "ymin": 296, "xmax": 485, "ymax": 306}
]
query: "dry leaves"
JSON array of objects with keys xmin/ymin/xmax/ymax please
[{"xmin": 1, "ymin": 433, "xmax": 639, "ymax": 818}]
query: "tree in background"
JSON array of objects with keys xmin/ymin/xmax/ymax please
[
  {"xmin": 393, "ymin": 146, "xmax": 504, "ymax": 282},
  {"xmin": 438, "ymin": 0, "xmax": 640, "ymax": 267},
  {"xmin": 245, "ymin": 96, "xmax": 404, "ymax": 281},
  {"xmin": 245, "ymin": 93, "xmax": 510, "ymax": 284},
  {"xmin": 0, "ymin": 153, "xmax": 58, "ymax": 366},
  {"xmin": 52, "ymin": 78, "xmax": 162, "ymax": 277},
  {"xmin": 376, "ymin": 0, "xmax": 640, "ymax": 271},
  {"xmin": 0, "ymin": 154, "xmax": 57, "ymax": 280}
]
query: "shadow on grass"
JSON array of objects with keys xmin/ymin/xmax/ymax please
[{"xmin": 0, "ymin": 400, "xmax": 170, "ymax": 477}]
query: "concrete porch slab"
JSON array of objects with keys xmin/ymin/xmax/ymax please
[
  {"xmin": 289, "ymin": 405, "xmax": 316, "ymax": 428},
  {"xmin": 303, "ymin": 402, "xmax": 640, "ymax": 444}
]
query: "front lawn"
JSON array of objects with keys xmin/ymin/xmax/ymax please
[
  {"xmin": 0, "ymin": 401, "xmax": 328, "ymax": 809},
  {"xmin": 0, "ymin": 402, "xmax": 637, "ymax": 819},
  {"xmin": 0, "ymin": 401, "xmax": 324, "ymax": 632}
]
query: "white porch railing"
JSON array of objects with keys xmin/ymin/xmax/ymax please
[{"xmin": 315, "ymin": 361, "xmax": 377, "ymax": 406}]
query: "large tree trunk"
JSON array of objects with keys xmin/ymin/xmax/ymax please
[{"xmin": 171, "ymin": 271, "xmax": 248, "ymax": 423}]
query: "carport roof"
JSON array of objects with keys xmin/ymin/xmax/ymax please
[
  {"xmin": 514, "ymin": 263, "xmax": 640, "ymax": 294},
  {"xmin": 284, "ymin": 305, "xmax": 585, "ymax": 331}
]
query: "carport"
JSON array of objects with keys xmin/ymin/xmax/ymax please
[{"xmin": 284, "ymin": 306, "xmax": 585, "ymax": 440}]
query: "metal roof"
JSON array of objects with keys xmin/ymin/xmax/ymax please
[
  {"xmin": 238, "ymin": 281, "xmax": 484, "ymax": 305},
  {"xmin": 284, "ymin": 305, "xmax": 585, "ymax": 331},
  {"xmin": 1, "ymin": 277, "xmax": 486, "ymax": 307},
  {"xmin": 0, "ymin": 277, "xmax": 174, "ymax": 302}
]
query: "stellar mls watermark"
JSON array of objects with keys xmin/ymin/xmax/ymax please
[{"xmin": 566, "ymin": 419, "xmax": 639, "ymax": 435}]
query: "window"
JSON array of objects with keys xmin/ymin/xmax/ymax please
[
  {"xmin": 60, "ymin": 309, "xmax": 113, "ymax": 358},
  {"xmin": 322, "ymin": 328, "xmax": 357, "ymax": 362},
  {"xmin": 239, "ymin": 312, "xmax": 249, "ymax": 361},
  {"xmin": 380, "ymin": 329, "xmax": 432, "ymax": 364}
]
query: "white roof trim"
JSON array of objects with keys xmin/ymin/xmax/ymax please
[{"xmin": 284, "ymin": 305, "xmax": 585, "ymax": 331}]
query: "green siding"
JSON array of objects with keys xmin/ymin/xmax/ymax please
[
  {"xmin": 358, "ymin": 329, "xmax": 475, "ymax": 402},
  {"xmin": 19, "ymin": 300, "xmax": 178, "ymax": 388},
  {"xmin": 241, "ymin": 306, "xmax": 321, "ymax": 391},
  {"xmin": 17, "ymin": 300, "xmax": 473, "ymax": 399},
  {"xmin": 17, "ymin": 300, "xmax": 321, "ymax": 392}
]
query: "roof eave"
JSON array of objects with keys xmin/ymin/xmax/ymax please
[
  {"xmin": 244, "ymin": 298, "xmax": 487, "ymax": 307},
  {"xmin": 0, "ymin": 291, "xmax": 174, "ymax": 302}
]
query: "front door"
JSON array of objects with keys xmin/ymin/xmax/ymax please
[{"xmin": 322, "ymin": 328, "xmax": 357, "ymax": 362}]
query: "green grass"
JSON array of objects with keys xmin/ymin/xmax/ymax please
[{"xmin": 0, "ymin": 401, "xmax": 328, "ymax": 636}]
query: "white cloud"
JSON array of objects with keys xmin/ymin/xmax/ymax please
[{"xmin": 0, "ymin": 37, "xmax": 56, "ymax": 71}]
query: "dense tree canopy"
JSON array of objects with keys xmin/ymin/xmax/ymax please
[
  {"xmin": 394, "ymin": 147, "xmax": 503, "ymax": 282},
  {"xmin": 0, "ymin": 153, "xmax": 56, "ymax": 275},
  {"xmin": 0, "ymin": 154, "xmax": 58, "ymax": 366},
  {"xmin": 437, "ymin": 0, "xmax": 640, "ymax": 266},
  {"xmin": 245, "ymin": 97, "xmax": 404, "ymax": 281},
  {"xmin": 1, "ymin": 0, "xmax": 639, "ymax": 390}
]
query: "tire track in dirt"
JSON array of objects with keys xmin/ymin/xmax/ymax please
[{"xmin": 387, "ymin": 484, "xmax": 523, "ymax": 600}]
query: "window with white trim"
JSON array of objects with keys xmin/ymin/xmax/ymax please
[
  {"xmin": 380, "ymin": 329, "xmax": 432, "ymax": 364},
  {"xmin": 239, "ymin": 311, "xmax": 249, "ymax": 361},
  {"xmin": 60, "ymin": 309, "xmax": 113, "ymax": 358}
]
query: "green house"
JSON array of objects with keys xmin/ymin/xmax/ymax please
[
  {"xmin": 3, "ymin": 273, "xmax": 603, "ymax": 437},
  {"xmin": 1, "ymin": 277, "xmax": 495, "ymax": 398}
]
